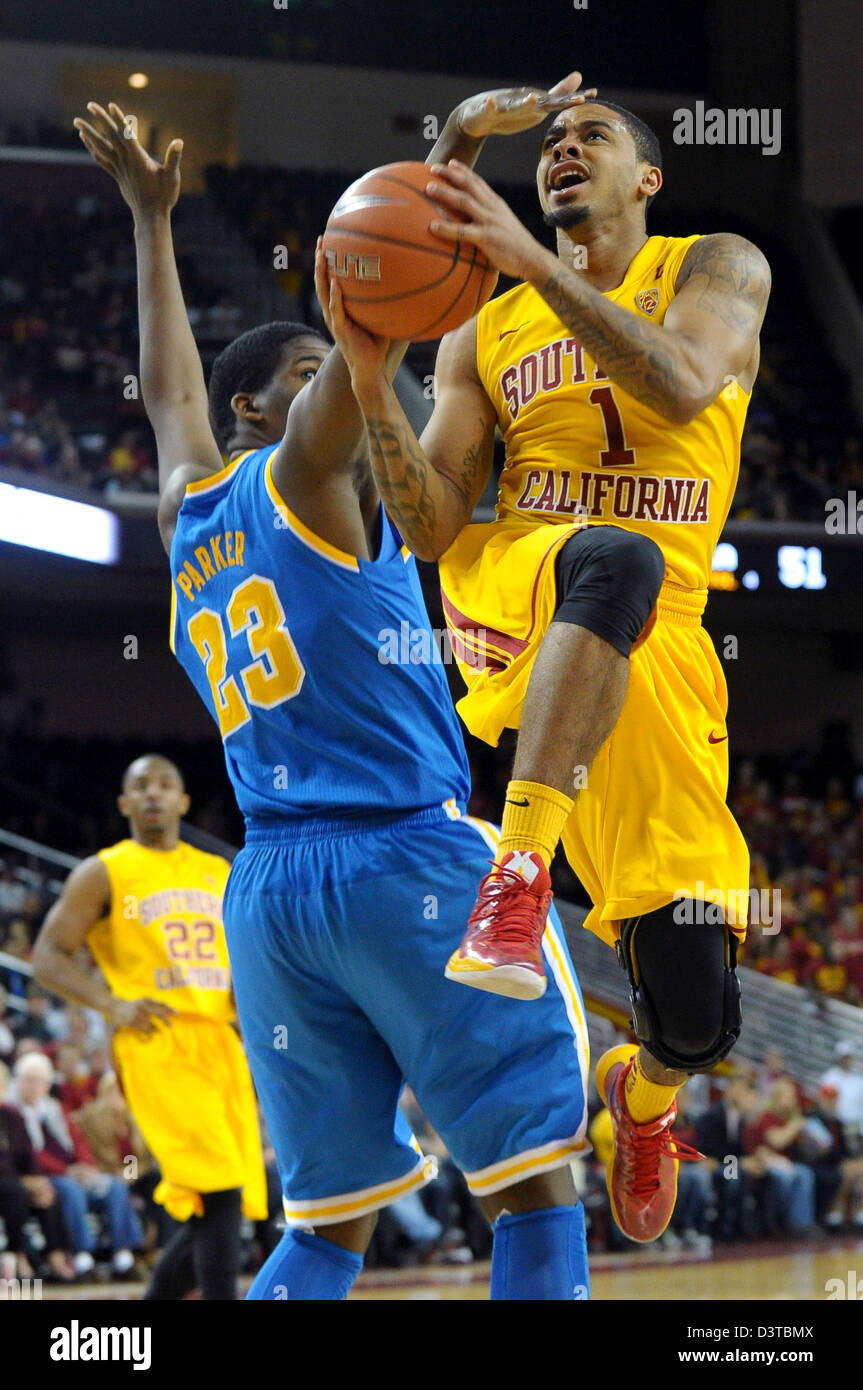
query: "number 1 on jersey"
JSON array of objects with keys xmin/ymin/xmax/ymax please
[
  {"xmin": 187, "ymin": 574, "xmax": 305, "ymax": 739},
  {"xmin": 589, "ymin": 385, "xmax": 636, "ymax": 468}
]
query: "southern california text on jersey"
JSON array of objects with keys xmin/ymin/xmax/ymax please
[
  {"xmin": 89, "ymin": 838, "xmax": 233, "ymax": 1023},
  {"xmin": 472, "ymin": 234, "xmax": 749, "ymax": 591}
]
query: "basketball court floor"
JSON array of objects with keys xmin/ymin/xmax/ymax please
[{"xmin": 31, "ymin": 1233, "xmax": 862, "ymax": 1302}]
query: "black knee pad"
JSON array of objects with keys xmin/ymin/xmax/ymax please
[
  {"xmin": 553, "ymin": 526, "xmax": 665, "ymax": 657},
  {"xmin": 616, "ymin": 901, "xmax": 742, "ymax": 1072}
]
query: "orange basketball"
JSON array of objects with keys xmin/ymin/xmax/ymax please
[{"xmin": 322, "ymin": 161, "xmax": 498, "ymax": 341}]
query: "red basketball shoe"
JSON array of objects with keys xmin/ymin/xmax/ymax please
[
  {"xmin": 596, "ymin": 1045, "xmax": 702, "ymax": 1243},
  {"xmin": 444, "ymin": 850, "xmax": 552, "ymax": 1000}
]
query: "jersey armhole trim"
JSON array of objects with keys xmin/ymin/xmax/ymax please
[
  {"xmin": 169, "ymin": 580, "xmax": 177, "ymax": 654},
  {"xmin": 183, "ymin": 452, "xmax": 249, "ymax": 498},
  {"xmin": 264, "ymin": 456, "xmax": 360, "ymax": 572}
]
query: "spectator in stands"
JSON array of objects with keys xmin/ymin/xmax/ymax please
[
  {"xmin": 753, "ymin": 934, "xmax": 797, "ymax": 985},
  {"xmin": 0, "ymin": 864, "xmax": 30, "ymax": 918},
  {"xmin": 744, "ymin": 1078, "xmax": 817, "ymax": 1236},
  {"xmin": 0, "ymin": 985, "xmax": 17, "ymax": 1064},
  {"xmin": 820, "ymin": 1041, "xmax": 863, "ymax": 1139},
  {"xmin": 0, "ymin": 919, "xmax": 32, "ymax": 1001},
  {"xmin": 811, "ymin": 1083, "xmax": 863, "ymax": 1229},
  {"xmin": 808, "ymin": 940, "xmax": 850, "ymax": 997},
  {"xmin": 8, "ymin": 1051, "xmax": 142, "ymax": 1278},
  {"xmin": 10, "ymin": 983, "xmax": 56, "ymax": 1046},
  {"xmin": 52, "ymin": 1042, "xmax": 99, "ymax": 1114},
  {"xmin": 74, "ymin": 1072, "xmax": 150, "ymax": 1180},
  {"xmin": 756, "ymin": 1046, "xmax": 792, "ymax": 1100},
  {"xmin": 0, "ymin": 1058, "xmax": 75, "ymax": 1282},
  {"xmin": 695, "ymin": 1074, "xmax": 763, "ymax": 1241},
  {"xmin": 74, "ymin": 1072, "xmax": 164, "ymax": 1256},
  {"xmin": 58, "ymin": 1004, "xmax": 107, "ymax": 1052}
]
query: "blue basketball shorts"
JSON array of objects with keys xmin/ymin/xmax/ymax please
[{"xmin": 222, "ymin": 805, "xmax": 590, "ymax": 1227}]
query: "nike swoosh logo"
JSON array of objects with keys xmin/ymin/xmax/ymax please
[
  {"xmin": 499, "ymin": 323, "xmax": 530, "ymax": 340},
  {"xmin": 505, "ymin": 796, "xmax": 531, "ymax": 807},
  {"xmin": 708, "ymin": 732, "xmax": 728, "ymax": 744}
]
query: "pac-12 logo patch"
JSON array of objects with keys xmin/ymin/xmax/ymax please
[{"xmin": 635, "ymin": 287, "xmax": 660, "ymax": 315}]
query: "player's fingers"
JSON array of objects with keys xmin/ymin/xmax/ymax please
[
  {"xmin": 429, "ymin": 217, "xmax": 481, "ymax": 245},
  {"xmin": 142, "ymin": 999, "xmax": 176, "ymax": 1019},
  {"xmin": 74, "ymin": 123, "xmax": 118, "ymax": 173},
  {"xmin": 314, "ymin": 252, "xmax": 331, "ymax": 312},
  {"xmin": 164, "ymin": 139, "xmax": 184, "ymax": 173},
  {"xmin": 539, "ymin": 87, "xmax": 597, "ymax": 111},
  {"xmin": 434, "ymin": 158, "xmax": 483, "ymax": 186},
  {"xmin": 425, "ymin": 176, "xmax": 477, "ymax": 211},
  {"xmin": 106, "ymin": 102, "xmax": 135, "ymax": 143},
  {"xmin": 86, "ymin": 101, "xmax": 121, "ymax": 141},
  {"xmin": 328, "ymin": 275, "xmax": 346, "ymax": 327},
  {"xmin": 73, "ymin": 118, "xmax": 116, "ymax": 160},
  {"xmin": 547, "ymin": 70, "xmax": 585, "ymax": 96}
]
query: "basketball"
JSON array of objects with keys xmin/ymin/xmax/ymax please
[{"xmin": 321, "ymin": 161, "xmax": 498, "ymax": 340}]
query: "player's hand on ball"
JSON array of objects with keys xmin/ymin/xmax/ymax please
[
  {"xmin": 427, "ymin": 162, "xmax": 544, "ymax": 282},
  {"xmin": 110, "ymin": 996, "xmax": 176, "ymax": 1035},
  {"xmin": 73, "ymin": 101, "xmax": 183, "ymax": 221},
  {"xmin": 456, "ymin": 71, "xmax": 597, "ymax": 139},
  {"xmin": 315, "ymin": 238, "xmax": 389, "ymax": 389}
]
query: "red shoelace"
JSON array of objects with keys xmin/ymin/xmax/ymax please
[
  {"xmin": 617, "ymin": 1114, "xmax": 705, "ymax": 1201},
  {"xmin": 467, "ymin": 861, "xmax": 551, "ymax": 950}
]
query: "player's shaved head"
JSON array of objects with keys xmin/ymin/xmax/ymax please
[{"xmin": 122, "ymin": 754, "xmax": 185, "ymax": 793}]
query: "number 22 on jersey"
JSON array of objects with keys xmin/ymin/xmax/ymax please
[{"xmin": 186, "ymin": 574, "xmax": 305, "ymax": 739}]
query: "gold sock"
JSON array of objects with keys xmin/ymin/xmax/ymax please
[
  {"xmin": 624, "ymin": 1055, "xmax": 684, "ymax": 1123},
  {"xmin": 496, "ymin": 780, "xmax": 574, "ymax": 870}
]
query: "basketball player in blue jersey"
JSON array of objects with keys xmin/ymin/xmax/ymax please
[{"xmin": 74, "ymin": 85, "xmax": 597, "ymax": 1302}]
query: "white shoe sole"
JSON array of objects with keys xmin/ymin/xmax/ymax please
[{"xmin": 444, "ymin": 963, "xmax": 546, "ymax": 1000}]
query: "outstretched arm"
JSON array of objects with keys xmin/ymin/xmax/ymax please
[
  {"xmin": 424, "ymin": 162, "xmax": 771, "ymax": 424},
  {"xmin": 73, "ymin": 103, "xmax": 223, "ymax": 552},
  {"xmin": 324, "ymin": 281, "xmax": 496, "ymax": 561}
]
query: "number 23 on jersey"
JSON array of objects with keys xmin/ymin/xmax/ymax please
[{"xmin": 186, "ymin": 574, "xmax": 305, "ymax": 739}]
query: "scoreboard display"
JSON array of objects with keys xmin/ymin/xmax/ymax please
[{"xmin": 710, "ymin": 528, "xmax": 861, "ymax": 597}]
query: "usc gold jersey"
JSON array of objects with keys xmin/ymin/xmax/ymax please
[
  {"xmin": 89, "ymin": 839, "xmax": 233, "ymax": 1023},
  {"xmin": 474, "ymin": 234, "xmax": 750, "ymax": 590}
]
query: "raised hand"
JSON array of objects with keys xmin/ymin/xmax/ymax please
[
  {"xmin": 456, "ymin": 71, "xmax": 597, "ymax": 139},
  {"xmin": 73, "ymin": 101, "xmax": 182, "ymax": 223}
]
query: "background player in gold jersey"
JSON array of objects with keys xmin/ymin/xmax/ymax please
[
  {"xmin": 320, "ymin": 95, "xmax": 771, "ymax": 1244},
  {"xmin": 32, "ymin": 753, "xmax": 266, "ymax": 1298}
]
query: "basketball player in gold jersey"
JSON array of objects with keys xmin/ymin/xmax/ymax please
[
  {"xmin": 32, "ymin": 754, "xmax": 267, "ymax": 1297},
  {"xmin": 320, "ymin": 97, "xmax": 771, "ymax": 1243}
]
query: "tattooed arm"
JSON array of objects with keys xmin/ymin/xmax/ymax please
[
  {"xmin": 425, "ymin": 162, "xmax": 771, "ymax": 425},
  {"xmin": 529, "ymin": 233, "xmax": 770, "ymax": 422},
  {"xmin": 343, "ymin": 315, "xmax": 497, "ymax": 561}
]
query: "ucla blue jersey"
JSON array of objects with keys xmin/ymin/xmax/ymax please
[{"xmin": 169, "ymin": 445, "xmax": 470, "ymax": 824}]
